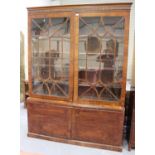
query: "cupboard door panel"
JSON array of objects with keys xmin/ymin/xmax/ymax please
[
  {"xmin": 72, "ymin": 108, "xmax": 124, "ymax": 146},
  {"xmin": 28, "ymin": 101, "xmax": 71, "ymax": 139}
]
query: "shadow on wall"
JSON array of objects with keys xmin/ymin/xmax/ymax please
[{"xmin": 20, "ymin": 31, "xmax": 25, "ymax": 102}]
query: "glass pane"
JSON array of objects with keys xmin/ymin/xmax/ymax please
[
  {"xmin": 78, "ymin": 16, "xmax": 124, "ymax": 101},
  {"xmin": 31, "ymin": 17, "xmax": 70, "ymax": 97}
]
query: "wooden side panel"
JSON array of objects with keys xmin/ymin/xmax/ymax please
[
  {"xmin": 27, "ymin": 101, "xmax": 71, "ymax": 139},
  {"xmin": 72, "ymin": 108, "xmax": 124, "ymax": 146}
]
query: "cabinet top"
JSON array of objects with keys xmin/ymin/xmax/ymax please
[{"xmin": 27, "ymin": 3, "xmax": 132, "ymax": 12}]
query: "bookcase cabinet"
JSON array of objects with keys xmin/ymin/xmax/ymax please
[{"xmin": 27, "ymin": 3, "xmax": 131, "ymax": 151}]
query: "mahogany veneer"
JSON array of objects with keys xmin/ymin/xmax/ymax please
[
  {"xmin": 27, "ymin": 98, "xmax": 124, "ymax": 151},
  {"xmin": 27, "ymin": 3, "xmax": 131, "ymax": 151}
]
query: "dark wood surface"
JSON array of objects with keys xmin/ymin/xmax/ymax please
[
  {"xmin": 27, "ymin": 3, "xmax": 131, "ymax": 151},
  {"xmin": 128, "ymin": 90, "xmax": 135, "ymax": 150}
]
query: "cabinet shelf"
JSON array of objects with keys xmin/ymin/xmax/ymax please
[
  {"xmin": 33, "ymin": 64, "xmax": 69, "ymax": 68},
  {"xmin": 78, "ymin": 82, "xmax": 121, "ymax": 88},
  {"xmin": 32, "ymin": 35, "xmax": 70, "ymax": 40}
]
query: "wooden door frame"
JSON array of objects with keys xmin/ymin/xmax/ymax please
[
  {"xmin": 73, "ymin": 11, "xmax": 130, "ymax": 108},
  {"xmin": 28, "ymin": 12, "xmax": 74, "ymax": 102}
]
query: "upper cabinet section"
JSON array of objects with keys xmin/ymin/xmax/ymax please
[{"xmin": 28, "ymin": 3, "xmax": 131, "ymax": 106}]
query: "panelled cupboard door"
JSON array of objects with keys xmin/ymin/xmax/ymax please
[
  {"xmin": 74, "ymin": 12, "xmax": 130, "ymax": 107},
  {"xmin": 28, "ymin": 12, "xmax": 74, "ymax": 101},
  {"xmin": 72, "ymin": 108, "xmax": 124, "ymax": 146},
  {"xmin": 28, "ymin": 101, "xmax": 71, "ymax": 139}
]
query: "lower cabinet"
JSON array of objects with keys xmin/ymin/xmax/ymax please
[{"xmin": 27, "ymin": 98, "xmax": 124, "ymax": 151}]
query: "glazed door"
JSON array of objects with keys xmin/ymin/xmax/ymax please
[
  {"xmin": 74, "ymin": 12, "xmax": 129, "ymax": 106},
  {"xmin": 29, "ymin": 13, "xmax": 74, "ymax": 101}
]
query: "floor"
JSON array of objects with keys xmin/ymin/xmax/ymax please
[
  {"xmin": 20, "ymin": 103, "xmax": 135, "ymax": 155},
  {"xmin": 20, "ymin": 151, "xmax": 44, "ymax": 155}
]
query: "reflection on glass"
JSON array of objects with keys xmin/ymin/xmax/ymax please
[
  {"xmin": 32, "ymin": 17, "xmax": 70, "ymax": 97},
  {"xmin": 78, "ymin": 16, "xmax": 124, "ymax": 101}
]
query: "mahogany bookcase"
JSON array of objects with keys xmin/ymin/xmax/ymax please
[{"xmin": 27, "ymin": 3, "xmax": 131, "ymax": 151}]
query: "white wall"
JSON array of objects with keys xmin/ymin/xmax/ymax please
[
  {"xmin": 20, "ymin": 0, "xmax": 135, "ymax": 83},
  {"xmin": 61, "ymin": 0, "xmax": 133, "ymax": 5}
]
